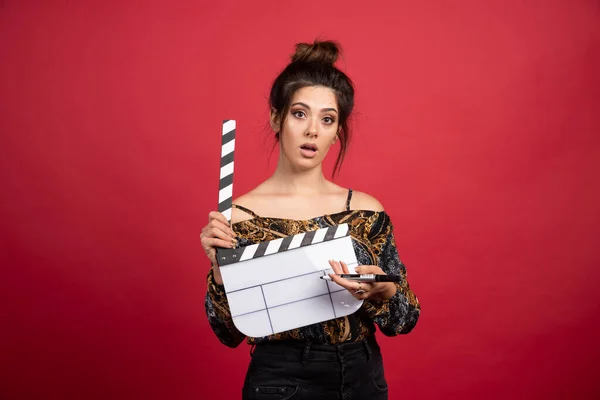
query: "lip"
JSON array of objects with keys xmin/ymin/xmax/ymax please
[
  {"xmin": 300, "ymin": 142, "xmax": 318, "ymax": 158},
  {"xmin": 300, "ymin": 142, "xmax": 318, "ymax": 151}
]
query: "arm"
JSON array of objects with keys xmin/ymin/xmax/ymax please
[
  {"xmin": 201, "ymin": 210, "xmax": 247, "ymax": 348},
  {"xmin": 204, "ymin": 267, "xmax": 246, "ymax": 348},
  {"xmin": 362, "ymin": 216, "xmax": 421, "ymax": 335}
]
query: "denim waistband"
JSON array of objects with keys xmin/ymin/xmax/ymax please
[{"xmin": 251, "ymin": 335, "xmax": 380, "ymax": 366}]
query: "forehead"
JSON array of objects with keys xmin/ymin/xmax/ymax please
[{"xmin": 291, "ymin": 86, "xmax": 338, "ymax": 109}]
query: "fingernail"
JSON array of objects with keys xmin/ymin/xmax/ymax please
[{"xmin": 355, "ymin": 267, "xmax": 362, "ymax": 273}]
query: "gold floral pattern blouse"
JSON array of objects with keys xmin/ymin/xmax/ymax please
[{"xmin": 205, "ymin": 197, "xmax": 420, "ymax": 347}]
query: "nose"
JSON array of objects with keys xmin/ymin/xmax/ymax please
[{"xmin": 305, "ymin": 118, "xmax": 319, "ymax": 138}]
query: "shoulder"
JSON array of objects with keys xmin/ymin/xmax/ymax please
[
  {"xmin": 230, "ymin": 185, "xmax": 272, "ymax": 224},
  {"xmin": 348, "ymin": 190, "xmax": 395, "ymax": 239},
  {"xmin": 230, "ymin": 193, "xmax": 259, "ymax": 224},
  {"xmin": 350, "ymin": 190, "xmax": 385, "ymax": 212}
]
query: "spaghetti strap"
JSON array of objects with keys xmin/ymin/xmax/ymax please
[
  {"xmin": 232, "ymin": 204, "xmax": 260, "ymax": 218},
  {"xmin": 345, "ymin": 188, "xmax": 353, "ymax": 211}
]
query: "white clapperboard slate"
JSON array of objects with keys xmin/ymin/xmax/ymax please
[{"xmin": 215, "ymin": 120, "xmax": 363, "ymax": 338}]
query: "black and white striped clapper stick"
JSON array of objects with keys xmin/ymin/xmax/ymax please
[
  {"xmin": 218, "ymin": 120, "xmax": 236, "ymax": 222},
  {"xmin": 217, "ymin": 223, "xmax": 350, "ymax": 266}
]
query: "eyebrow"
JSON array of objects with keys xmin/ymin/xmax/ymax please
[{"xmin": 291, "ymin": 102, "xmax": 338, "ymax": 114}]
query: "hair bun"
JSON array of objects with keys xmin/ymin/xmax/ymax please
[{"xmin": 291, "ymin": 40, "xmax": 339, "ymax": 65}]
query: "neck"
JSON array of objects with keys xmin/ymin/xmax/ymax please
[{"xmin": 269, "ymin": 158, "xmax": 328, "ymax": 194}]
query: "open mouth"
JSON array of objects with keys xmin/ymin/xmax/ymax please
[{"xmin": 300, "ymin": 143, "xmax": 318, "ymax": 153}]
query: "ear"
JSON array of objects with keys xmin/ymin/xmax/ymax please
[
  {"xmin": 332, "ymin": 134, "xmax": 338, "ymax": 144},
  {"xmin": 270, "ymin": 108, "xmax": 281, "ymax": 134}
]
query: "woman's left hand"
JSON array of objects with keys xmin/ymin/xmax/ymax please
[{"xmin": 327, "ymin": 260, "xmax": 397, "ymax": 301}]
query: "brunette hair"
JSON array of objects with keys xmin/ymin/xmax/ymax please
[{"xmin": 269, "ymin": 40, "xmax": 355, "ymax": 176}]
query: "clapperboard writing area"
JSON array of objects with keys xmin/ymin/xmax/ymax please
[{"xmin": 215, "ymin": 120, "xmax": 363, "ymax": 338}]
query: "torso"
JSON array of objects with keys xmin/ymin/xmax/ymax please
[
  {"xmin": 228, "ymin": 208, "xmax": 393, "ymax": 344},
  {"xmin": 226, "ymin": 181, "xmax": 388, "ymax": 344}
]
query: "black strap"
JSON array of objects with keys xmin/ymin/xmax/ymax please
[
  {"xmin": 345, "ymin": 188, "xmax": 353, "ymax": 211},
  {"xmin": 232, "ymin": 204, "xmax": 260, "ymax": 218}
]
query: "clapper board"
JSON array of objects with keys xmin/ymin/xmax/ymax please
[{"xmin": 215, "ymin": 120, "xmax": 363, "ymax": 338}]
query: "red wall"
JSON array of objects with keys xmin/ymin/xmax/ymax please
[{"xmin": 1, "ymin": 1, "xmax": 599, "ymax": 399}]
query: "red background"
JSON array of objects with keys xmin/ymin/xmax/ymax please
[{"xmin": 1, "ymin": 1, "xmax": 599, "ymax": 399}]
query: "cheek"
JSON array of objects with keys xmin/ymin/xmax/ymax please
[
  {"xmin": 278, "ymin": 132, "xmax": 295, "ymax": 153},
  {"xmin": 318, "ymin": 139, "xmax": 335, "ymax": 157}
]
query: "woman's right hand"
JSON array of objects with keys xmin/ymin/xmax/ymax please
[{"xmin": 200, "ymin": 211, "xmax": 237, "ymax": 284}]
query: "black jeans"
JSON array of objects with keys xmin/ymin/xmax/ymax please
[{"xmin": 242, "ymin": 335, "xmax": 388, "ymax": 400}]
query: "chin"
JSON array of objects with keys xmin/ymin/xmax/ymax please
[{"xmin": 292, "ymin": 158, "xmax": 322, "ymax": 171}]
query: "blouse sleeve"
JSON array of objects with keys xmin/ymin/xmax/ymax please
[
  {"xmin": 361, "ymin": 215, "xmax": 421, "ymax": 336},
  {"xmin": 204, "ymin": 267, "xmax": 246, "ymax": 348}
]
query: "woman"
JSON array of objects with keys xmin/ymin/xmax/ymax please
[{"xmin": 202, "ymin": 40, "xmax": 420, "ymax": 399}]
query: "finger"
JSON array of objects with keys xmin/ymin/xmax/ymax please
[
  {"xmin": 200, "ymin": 228, "xmax": 234, "ymax": 246},
  {"xmin": 329, "ymin": 261, "xmax": 373, "ymax": 292},
  {"xmin": 354, "ymin": 265, "xmax": 385, "ymax": 275},
  {"xmin": 330, "ymin": 275, "xmax": 370, "ymax": 299},
  {"xmin": 209, "ymin": 226, "xmax": 237, "ymax": 246},
  {"xmin": 352, "ymin": 282, "xmax": 367, "ymax": 299},
  {"xmin": 209, "ymin": 216, "xmax": 236, "ymax": 238},
  {"xmin": 355, "ymin": 281, "xmax": 374, "ymax": 292},
  {"xmin": 360, "ymin": 282, "xmax": 375, "ymax": 293},
  {"xmin": 208, "ymin": 211, "xmax": 233, "ymax": 230},
  {"xmin": 339, "ymin": 261, "xmax": 351, "ymax": 274},
  {"xmin": 328, "ymin": 260, "xmax": 343, "ymax": 274},
  {"xmin": 356, "ymin": 292, "xmax": 369, "ymax": 300},
  {"xmin": 201, "ymin": 236, "xmax": 235, "ymax": 250},
  {"xmin": 354, "ymin": 280, "xmax": 376, "ymax": 296},
  {"xmin": 201, "ymin": 222, "xmax": 235, "ymax": 241},
  {"xmin": 328, "ymin": 272, "xmax": 355, "ymax": 291}
]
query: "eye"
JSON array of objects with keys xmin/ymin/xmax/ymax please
[
  {"xmin": 323, "ymin": 116, "xmax": 335, "ymax": 124},
  {"xmin": 292, "ymin": 110, "xmax": 306, "ymax": 118}
]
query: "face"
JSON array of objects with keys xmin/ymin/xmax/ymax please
[{"xmin": 272, "ymin": 85, "xmax": 339, "ymax": 172}]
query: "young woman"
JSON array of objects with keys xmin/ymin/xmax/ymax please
[{"xmin": 202, "ymin": 40, "xmax": 420, "ymax": 399}]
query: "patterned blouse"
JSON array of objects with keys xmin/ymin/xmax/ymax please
[{"xmin": 204, "ymin": 191, "xmax": 421, "ymax": 347}]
